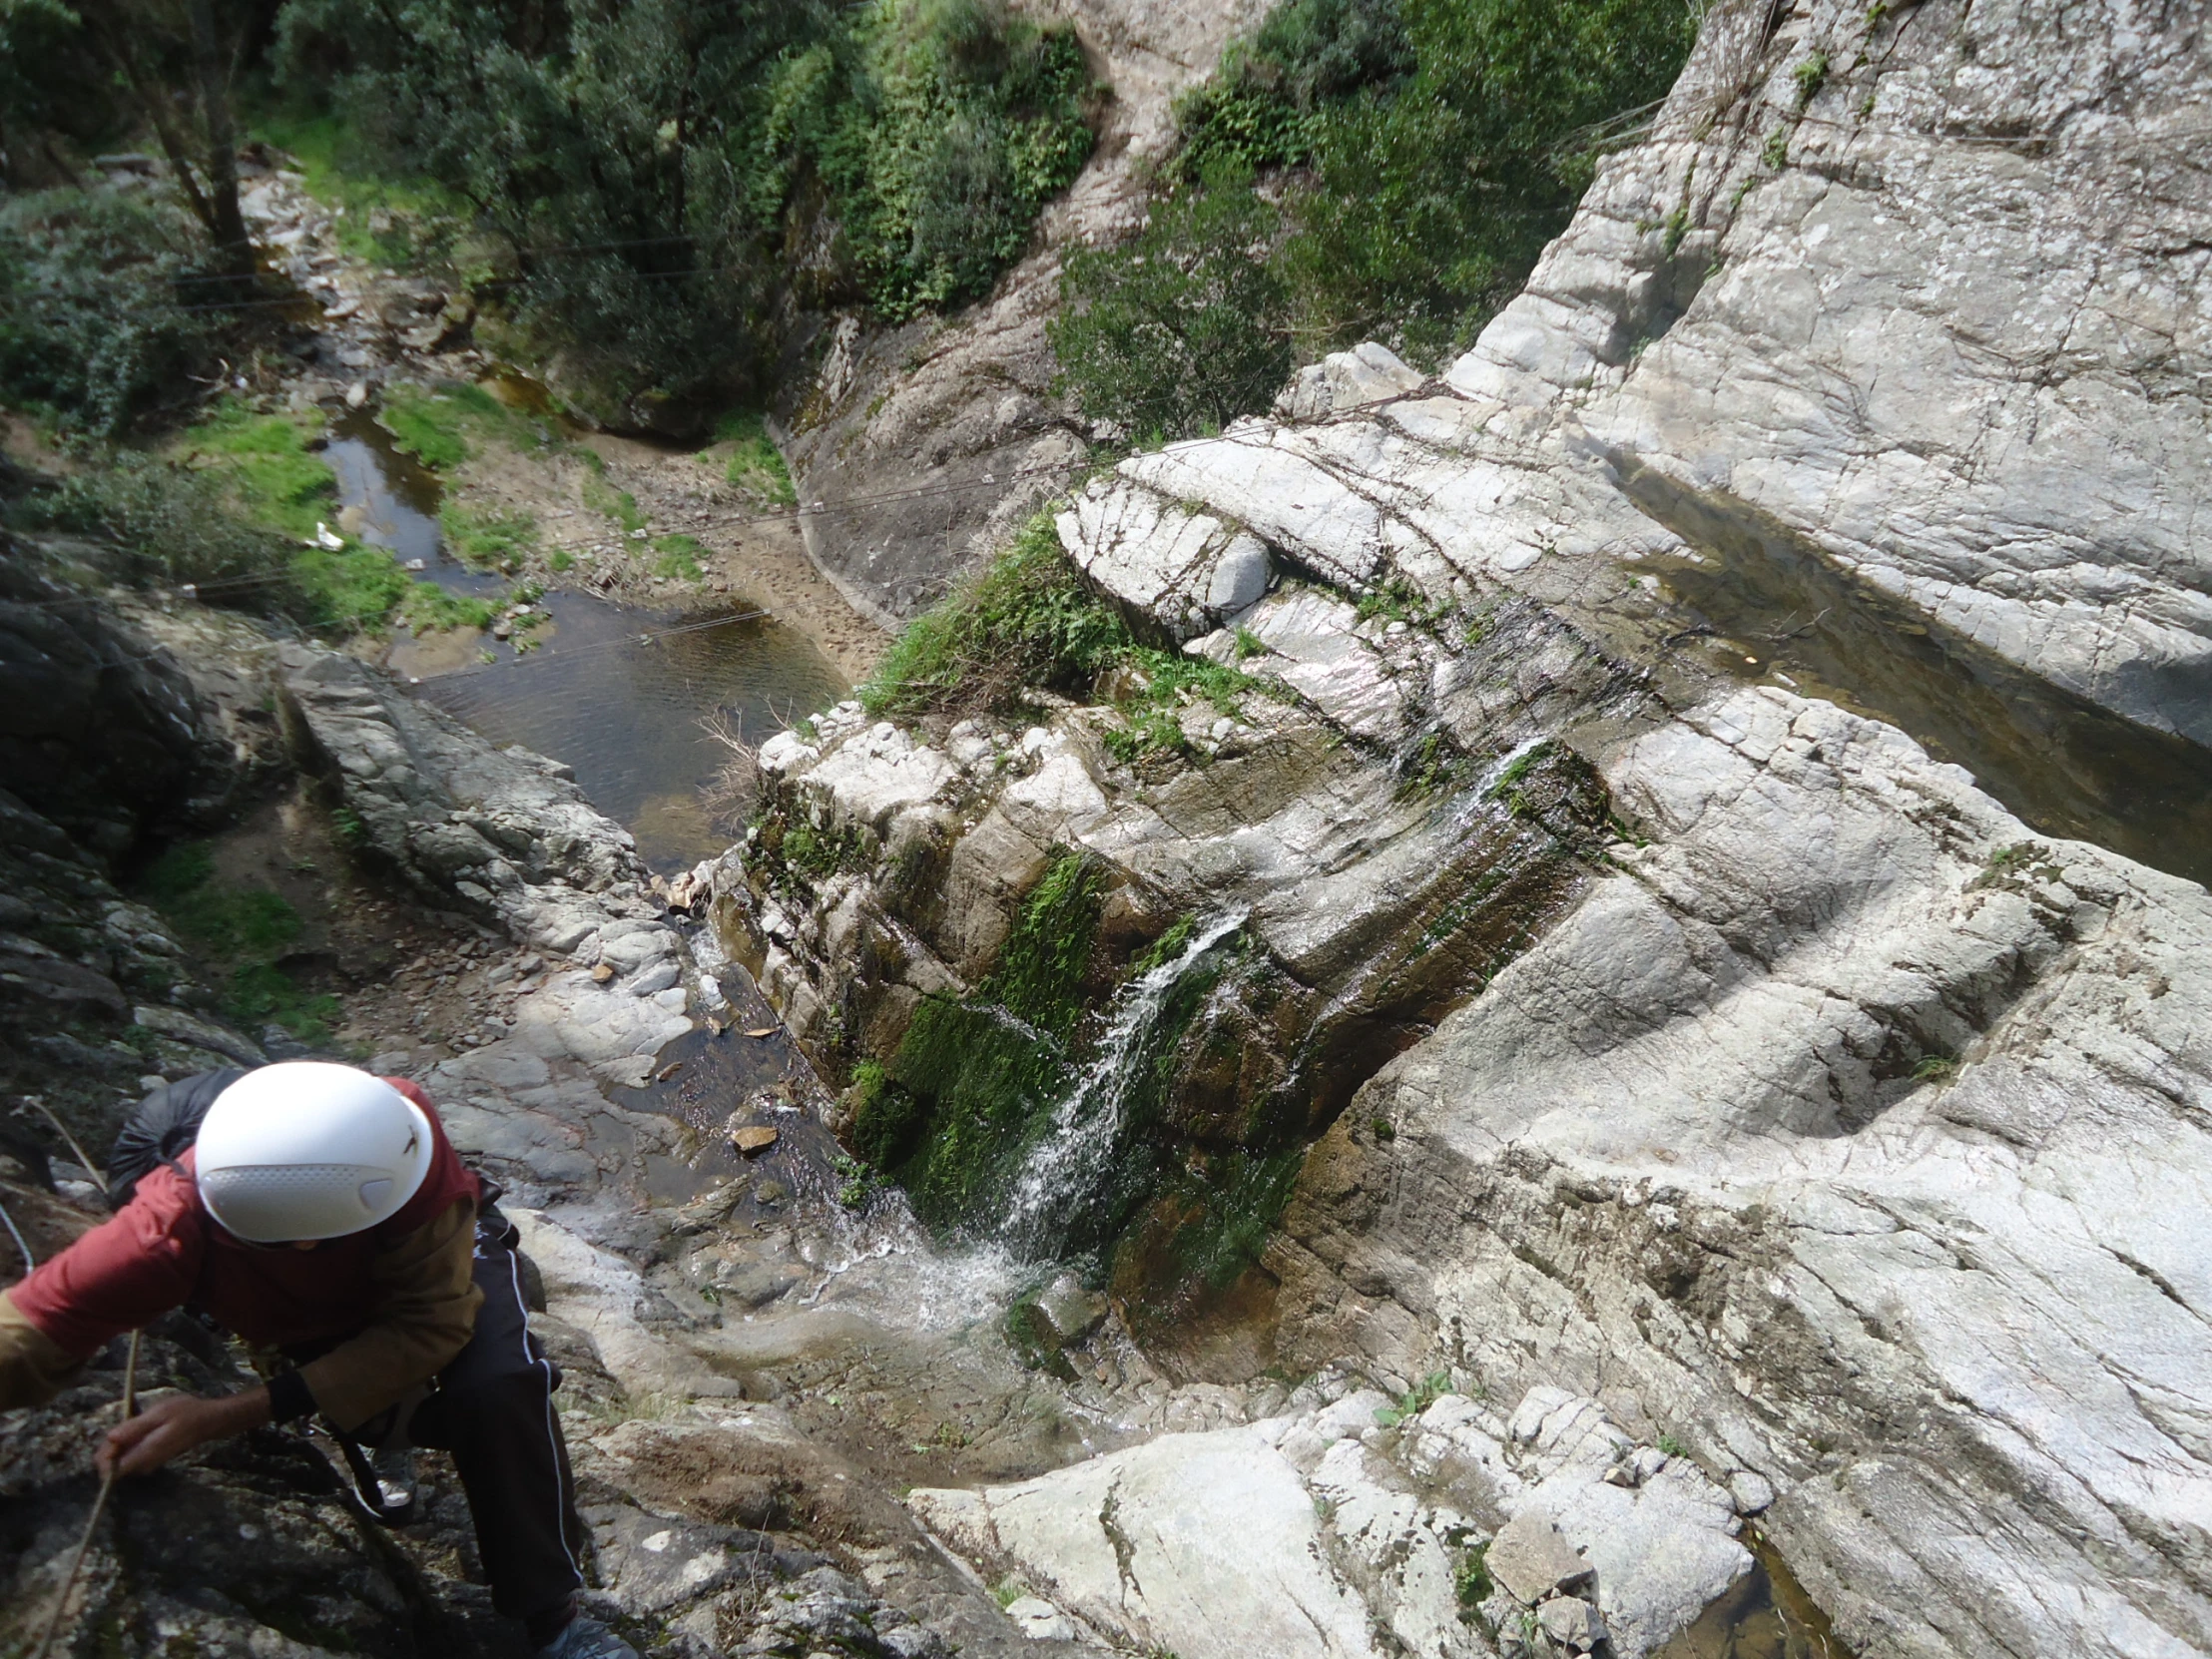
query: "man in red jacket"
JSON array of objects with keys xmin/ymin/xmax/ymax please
[{"xmin": 0, "ymin": 1061, "xmax": 637, "ymax": 1659}]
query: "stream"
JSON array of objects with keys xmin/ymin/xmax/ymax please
[
  {"xmin": 316, "ymin": 406, "xmax": 1857, "ymax": 1657},
  {"xmin": 324, "ymin": 411, "xmax": 846, "ymax": 872}
]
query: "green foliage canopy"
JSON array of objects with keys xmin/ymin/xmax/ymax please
[{"xmin": 1053, "ymin": 0, "xmax": 1700, "ymax": 439}]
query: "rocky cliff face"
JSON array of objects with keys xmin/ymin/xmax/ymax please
[
  {"xmin": 778, "ymin": 0, "xmax": 1265, "ymax": 623},
  {"xmin": 728, "ymin": 3, "xmax": 2212, "ymax": 1656}
]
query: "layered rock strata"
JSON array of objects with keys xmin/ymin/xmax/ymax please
[{"xmin": 733, "ymin": 3, "xmax": 2212, "ymax": 1655}]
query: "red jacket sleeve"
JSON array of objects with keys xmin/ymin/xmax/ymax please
[{"xmin": 8, "ymin": 1163, "xmax": 204, "ymax": 1358}]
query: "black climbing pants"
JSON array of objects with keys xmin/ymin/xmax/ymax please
[{"xmin": 334, "ymin": 1212, "xmax": 588, "ymax": 1623}]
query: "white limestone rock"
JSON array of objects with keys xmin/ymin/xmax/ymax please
[
  {"xmin": 910, "ymin": 1428, "xmax": 1381, "ymax": 1659},
  {"xmin": 1275, "ymin": 342, "xmax": 1425, "ymax": 422},
  {"xmin": 1057, "ymin": 481, "xmax": 1273, "ymax": 640}
]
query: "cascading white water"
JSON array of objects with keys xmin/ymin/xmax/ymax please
[{"xmin": 1000, "ymin": 910, "xmax": 1248, "ymax": 1259}]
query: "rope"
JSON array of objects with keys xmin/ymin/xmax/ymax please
[
  {"xmin": 27, "ymin": 1331, "xmax": 141, "ymax": 1659},
  {"xmin": 0, "ymin": 1193, "xmax": 31, "ymax": 1273}
]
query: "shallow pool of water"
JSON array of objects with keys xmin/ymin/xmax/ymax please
[
  {"xmin": 323, "ymin": 410, "xmax": 846, "ymax": 871},
  {"xmin": 1622, "ymin": 468, "xmax": 2212, "ymax": 890},
  {"xmin": 1654, "ymin": 1530, "xmax": 1855, "ymax": 1659}
]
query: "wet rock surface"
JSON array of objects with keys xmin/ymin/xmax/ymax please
[{"xmin": 731, "ymin": 5, "xmax": 2212, "ymax": 1658}]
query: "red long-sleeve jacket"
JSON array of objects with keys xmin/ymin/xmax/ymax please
[{"xmin": 0, "ymin": 1078, "xmax": 483, "ymax": 1429}]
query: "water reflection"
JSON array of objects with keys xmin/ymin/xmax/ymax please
[
  {"xmin": 321, "ymin": 402, "xmax": 847, "ymax": 871},
  {"xmin": 1620, "ymin": 466, "xmax": 2212, "ymax": 889},
  {"xmin": 1655, "ymin": 1531, "xmax": 1854, "ymax": 1659}
]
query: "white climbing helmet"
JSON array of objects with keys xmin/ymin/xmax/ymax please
[{"xmin": 195, "ymin": 1062, "xmax": 434, "ymax": 1243}]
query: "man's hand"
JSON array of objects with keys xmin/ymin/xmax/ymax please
[{"xmin": 98, "ymin": 1387, "xmax": 272, "ymax": 1478}]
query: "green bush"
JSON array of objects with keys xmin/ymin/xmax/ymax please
[
  {"xmin": 1049, "ymin": 173, "xmax": 1292, "ymax": 442},
  {"xmin": 1052, "ymin": 0, "xmax": 1699, "ymax": 427},
  {"xmin": 859, "ymin": 509, "xmax": 1131, "ymax": 719},
  {"xmin": 11, "ymin": 454, "xmax": 296, "ymax": 600},
  {"xmin": 769, "ymin": 0, "xmax": 1098, "ymax": 318},
  {"xmin": 1279, "ymin": 0, "xmax": 1701, "ymax": 361},
  {"xmin": 0, "ymin": 189, "xmax": 224, "ymax": 436},
  {"xmin": 1171, "ymin": 0, "xmax": 1412, "ymax": 181},
  {"xmin": 13, "ymin": 439, "xmax": 411, "ymax": 636}
]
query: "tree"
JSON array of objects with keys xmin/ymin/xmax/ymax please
[
  {"xmin": 68, "ymin": 0, "xmax": 262, "ymax": 276},
  {"xmin": 1048, "ymin": 176, "xmax": 1290, "ymax": 443}
]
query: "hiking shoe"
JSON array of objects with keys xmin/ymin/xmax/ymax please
[{"xmin": 534, "ymin": 1616, "xmax": 640, "ymax": 1659}]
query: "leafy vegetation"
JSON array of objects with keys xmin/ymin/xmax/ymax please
[
  {"xmin": 1053, "ymin": 0, "xmax": 1700, "ymax": 438},
  {"xmin": 247, "ymin": 108, "xmax": 470, "ymax": 269},
  {"xmin": 766, "ymin": 0, "xmax": 1098, "ymax": 318},
  {"xmin": 0, "ymin": 190, "xmax": 226, "ymax": 436},
  {"xmin": 715, "ymin": 410, "xmax": 797, "ymax": 504},
  {"xmin": 440, "ymin": 503, "xmax": 538, "ymax": 570},
  {"xmin": 1374, "ymin": 1368, "xmax": 1452, "ymax": 1426},
  {"xmin": 134, "ymin": 842, "xmax": 341, "ymax": 1041},
  {"xmin": 1048, "ymin": 172, "xmax": 1292, "ymax": 442},
  {"xmin": 859, "ymin": 510, "xmax": 1131, "ymax": 718},
  {"xmin": 271, "ymin": 0, "xmax": 1095, "ymax": 416}
]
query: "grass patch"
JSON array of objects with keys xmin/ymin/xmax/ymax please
[
  {"xmin": 859, "ymin": 505, "xmax": 1266, "ymax": 752},
  {"xmin": 180, "ymin": 398, "xmax": 336, "ymax": 539},
  {"xmin": 380, "ymin": 380, "xmax": 544, "ymax": 470},
  {"xmin": 400, "ymin": 582, "xmax": 496, "ymax": 633},
  {"xmin": 289, "ymin": 544, "xmax": 415, "ymax": 634},
  {"xmin": 583, "ymin": 471, "xmax": 647, "ymax": 534},
  {"xmin": 714, "ymin": 410, "xmax": 797, "ymax": 505},
  {"xmin": 135, "ymin": 842, "xmax": 340, "ymax": 1041},
  {"xmin": 653, "ymin": 533, "xmax": 707, "ymax": 580},
  {"xmin": 440, "ymin": 502, "xmax": 538, "ymax": 569}
]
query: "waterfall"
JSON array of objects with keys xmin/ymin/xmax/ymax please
[{"xmin": 1001, "ymin": 910, "xmax": 1247, "ymax": 1259}]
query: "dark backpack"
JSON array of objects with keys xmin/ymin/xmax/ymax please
[{"xmin": 106, "ymin": 1067, "xmax": 249, "ymax": 1208}]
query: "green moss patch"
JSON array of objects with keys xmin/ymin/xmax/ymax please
[
  {"xmin": 440, "ymin": 502, "xmax": 539, "ymax": 569},
  {"xmin": 135, "ymin": 842, "xmax": 341, "ymax": 1042}
]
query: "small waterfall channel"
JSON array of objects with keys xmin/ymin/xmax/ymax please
[{"xmin": 1001, "ymin": 911, "xmax": 1248, "ymax": 1260}]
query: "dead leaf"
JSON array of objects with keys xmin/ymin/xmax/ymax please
[
  {"xmin": 745, "ymin": 1027, "xmax": 776, "ymax": 1039},
  {"xmin": 655, "ymin": 1062, "xmax": 683, "ymax": 1082},
  {"xmin": 733, "ymin": 1126, "xmax": 779, "ymax": 1153},
  {"xmin": 705, "ymin": 1016, "xmax": 724, "ymax": 1037}
]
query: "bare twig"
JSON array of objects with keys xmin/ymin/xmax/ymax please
[{"xmin": 17, "ymin": 1096, "xmax": 102, "ymax": 1190}]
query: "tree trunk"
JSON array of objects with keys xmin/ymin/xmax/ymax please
[{"xmin": 187, "ymin": 0, "xmax": 254, "ymax": 278}]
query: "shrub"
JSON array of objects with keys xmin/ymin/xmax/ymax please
[
  {"xmin": 1049, "ymin": 172, "xmax": 1291, "ymax": 441},
  {"xmin": 1171, "ymin": 0, "xmax": 1413, "ymax": 182},
  {"xmin": 0, "ymin": 189, "xmax": 224, "ymax": 436},
  {"xmin": 771, "ymin": 0, "xmax": 1098, "ymax": 317},
  {"xmin": 859, "ymin": 509, "xmax": 1131, "ymax": 718},
  {"xmin": 12, "ymin": 455, "xmax": 295, "ymax": 601}
]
